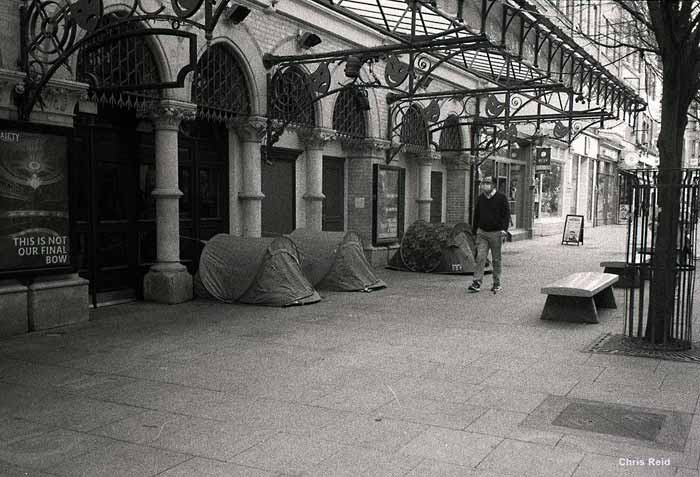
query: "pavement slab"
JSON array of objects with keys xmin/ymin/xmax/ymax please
[{"xmin": 1, "ymin": 225, "xmax": 699, "ymax": 475}]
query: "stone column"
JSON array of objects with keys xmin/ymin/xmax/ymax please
[
  {"xmin": 345, "ymin": 138, "xmax": 391, "ymax": 245},
  {"xmin": 143, "ymin": 100, "xmax": 196, "ymax": 304},
  {"xmin": 230, "ymin": 116, "xmax": 267, "ymax": 238},
  {"xmin": 300, "ymin": 128, "xmax": 336, "ymax": 231},
  {"xmin": 445, "ymin": 153, "xmax": 472, "ymax": 225},
  {"xmin": 415, "ymin": 151, "xmax": 437, "ymax": 222}
]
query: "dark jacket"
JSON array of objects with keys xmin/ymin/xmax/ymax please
[{"xmin": 473, "ymin": 191, "xmax": 510, "ymax": 234}]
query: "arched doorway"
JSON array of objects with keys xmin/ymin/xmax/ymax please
[{"xmin": 71, "ymin": 14, "xmax": 162, "ymax": 305}]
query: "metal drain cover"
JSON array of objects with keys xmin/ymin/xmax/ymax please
[
  {"xmin": 587, "ymin": 333, "xmax": 700, "ymax": 363},
  {"xmin": 552, "ymin": 402, "xmax": 665, "ymax": 441}
]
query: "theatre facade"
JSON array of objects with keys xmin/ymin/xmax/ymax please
[{"xmin": 0, "ymin": 0, "xmax": 644, "ymax": 334}]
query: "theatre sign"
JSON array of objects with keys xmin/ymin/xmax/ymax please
[{"xmin": 0, "ymin": 125, "xmax": 71, "ymax": 274}]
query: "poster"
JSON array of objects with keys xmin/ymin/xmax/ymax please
[
  {"xmin": 374, "ymin": 165, "xmax": 403, "ymax": 244},
  {"xmin": 0, "ymin": 128, "xmax": 71, "ymax": 274},
  {"xmin": 562, "ymin": 214, "xmax": 584, "ymax": 246}
]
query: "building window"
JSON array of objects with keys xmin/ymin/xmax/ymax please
[
  {"xmin": 332, "ymin": 87, "xmax": 368, "ymax": 139},
  {"xmin": 534, "ymin": 162, "xmax": 563, "ymax": 219},
  {"xmin": 400, "ymin": 104, "xmax": 429, "ymax": 148},
  {"xmin": 192, "ymin": 44, "xmax": 251, "ymax": 121},
  {"xmin": 77, "ymin": 12, "xmax": 161, "ymax": 106},
  {"xmin": 270, "ymin": 66, "xmax": 316, "ymax": 127},
  {"xmin": 438, "ymin": 115, "xmax": 463, "ymax": 154}
]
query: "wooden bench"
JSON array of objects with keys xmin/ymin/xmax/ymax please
[{"xmin": 540, "ymin": 272, "xmax": 619, "ymax": 324}]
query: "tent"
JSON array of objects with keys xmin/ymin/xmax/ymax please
[
  {"xmin": 289, "ymin": 228, "xmax": 386, "ymax": 291},
  {"xmin": 194, "ymin": 234, "xmax": 321, "ymax": 306},
  {"xmin": 387, "ymin": 221, "xmax": 490, "ymax": 274}
]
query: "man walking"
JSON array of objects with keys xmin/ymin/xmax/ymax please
[{"xmin": 468, "ymin": 176, "xmax": 510, "ymax": 292}]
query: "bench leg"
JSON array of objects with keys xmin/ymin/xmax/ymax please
[
  {"xmin": 540, "ymin": 295, "xmax": 599, "ymax": 324},
  {"xmin": 593, "ymin": 286, "xmax": 616, "ymax": 309}
]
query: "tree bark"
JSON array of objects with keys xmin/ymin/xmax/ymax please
[{"xmin": 645, "ymin": 50, "xmax": 694, "ymax": 344}]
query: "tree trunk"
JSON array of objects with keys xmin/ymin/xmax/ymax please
[{"xmin": 645, "ymin": 54, "xmax": 693, "ymax": 344}]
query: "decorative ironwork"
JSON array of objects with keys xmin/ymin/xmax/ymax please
[
  {"xmin": 16, "ymin": 0, "xmax": 237, "ymax": 120},
  {"xmin": 400, "ymin": 104, "xmax": 429, "ymax": 148},
  {"xmin": 623, "ymin": 169, "xmax": 700, "ymax": 350},
  {"xmin": 77, "ymin": 13, "xmax": 161, "ymax": 108},
  {"xmin": 437, "ymin": 115, "xmax": 462, "ymax": 154},
  {"xmin": 333, "ymin": 87, "xmax": 368, "ymax": 139},
  {"xmin": 269, "ymin": 66, "xmax": 316, "ymax": 127},
  {"xmin": 192, "ymin": 44, "xmax": 251, "ymax": 121}
]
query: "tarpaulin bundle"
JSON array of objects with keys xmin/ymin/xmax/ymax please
[
  {"xmin": 289, "ymin": 228, "xmax": 386, "ymax": 291},
  {"xmin": 387, "ymin": 220, "xmax": 490, "ymax": 274},
  {"xmin": 194, "ymin": 234, "xmax": 321, "ymax": 306}
]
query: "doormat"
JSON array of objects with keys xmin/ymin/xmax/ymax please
[{"xmin": 586, "ymin": 333, "xmax": 700, "ymax": 363}]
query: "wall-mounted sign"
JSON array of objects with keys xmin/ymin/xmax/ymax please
[
  {"xmin": 535, "ymin": 147, "xmax": 552, "ymax": 172},
  {"xmin": 373, "ymin": 165, "xmax": 405, "ymax": 245},
  {"xmin": 562, "ymin": 214, "xmax": 584, "ymax": 246},
  {"xmin": 0, "ymin": 125, "xmax": 71, "ymax": 275}
]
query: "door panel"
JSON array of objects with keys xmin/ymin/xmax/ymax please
[
  {"xmin": 322, "ymin": 157, "xmax": 345, "ymax": 232},
  {"xmin": 262, "ymin": 149, "xmax": 298, "ymax": 236},
  {"xmin": 430, "ymin": 171, "xmax": 443, "ymax": 223}
]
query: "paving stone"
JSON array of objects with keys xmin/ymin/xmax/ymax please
[
  {"xmin": 0, "ymin": 417, "xmax": 53, "ymax": 444},
  {"xmin": 572, "ymin": 453, "xmax": 677, "ymax": 476},
  {"xmin": 157, "ymin": 457, "xmax": 277, "ymax": 476},
  {"xmin": 568, "ymin": 380, "xmax": 700, "ymax": 414},
  {"xmin": 0, "ymin": 362, "xmax": 90, "ymax": 390},
  {"xmin": 375, "ymin": 396, "xmax": 487, "ymax": 430},
  {"xmin": 49, "ymin": 440, "xmax": 190, "ymax": 477},
  {"xmin": 478, "ymin": 439, "xmax": 584, "ymax": 476},
  {"xmin": 465, "ymin": 408, "xmax": 563, "ymax": 446},
  {"xmin": 398, "ymin": 428, "xmax": 502, "ymax": 467},
  {"xmin": 0, "ymin": 459, "xmax": 56, "ymax": 476},
  {"xmin": 315, "ymin": 415, "xmax": 428, "ymax": 453},
  {"xmin": 467, "ymin": 386, "xmax": 549, "ymax": 413},
  {"xmin": 0, "ymin": 429, "xmax": 114, "ymax": 470},
  {"xmin": 404, "ymin": 459, "xmax": 505, "ymax": 477},
  {"xmin": 481, "ymin": 369, "xmax": 580, "ymax": 396},
  {"xmin": 310, "ymin": 386, "xmax": 394, "ymax": 413},
  {"xmin": 304, "ymin": 445, "xmax": 423, "ymax": 476},
  {"xmin": 231, "ymin": 432, "xmax": 345, "ymax": 474}
]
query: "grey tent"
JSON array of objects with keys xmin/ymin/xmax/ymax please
[
  {"xmin": 194, "ymin": 234, "xmax": 321, "ymax": 306},
  {"xmin": 289, "ymin": 228, "xmax": 386, "ymax": 291},
  {"xmin": 387, "ymin": 221, "xmax": 490, "ymax": 274}
]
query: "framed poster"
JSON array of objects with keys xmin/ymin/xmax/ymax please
[
  {"xmin": 562, "ymin": 214, "xmax": 584, "ymax": 246},
  {"xmin": 0, "ymin": 122, "xmax": 72, "ymax": 276},
  {"xmin": 373, "ymin": 164, "xmax": 405, "ymax": 245}
]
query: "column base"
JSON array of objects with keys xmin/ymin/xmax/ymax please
[
  {"xmin": 0, "ymin": 280, "xmax": 28, "ymax": 337},
  {"xmin": 28, "ymin": 274, "xmax": 89, "ymax": 331},
  {"xmin": 143, "ymin": 267, "xmax": 193, "ymax": 304}
]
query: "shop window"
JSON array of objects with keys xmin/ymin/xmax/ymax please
[{"xmin": 534, "ymin": 163, "xmax": 563, "ymax": 219}]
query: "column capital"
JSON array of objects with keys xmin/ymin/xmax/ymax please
[
  {"xmin": 345, "ymin": 137, "xmax": 392, "ymax": 158},
  {"xmin": 446, "ymin": 153, "xmax": 473, "ymax": 170},
  {"xmin": 299, "ymin": 127, "xmax": 337, "ymax": 149},
  {"xmin": 146, "ymin": 100, "xmax": 197, "ymax": 130},
  {"xmin": 228, "ymin": 115, "xmax": 268, "ymax": 142},
  {"xmin": 408, "ymin": 149, "xmax": 440, "ymax": 165}
]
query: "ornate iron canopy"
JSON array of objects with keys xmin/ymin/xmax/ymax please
[
  {"xmin": 15, "ymin": 0, "xmax": 238, "ymax": 120},
  {"xmin": 263, "ymin": 0, "xmax": 646, "ymax": 162}
]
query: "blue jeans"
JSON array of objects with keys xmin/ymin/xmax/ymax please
[{"xmin": 473, "ymin": 229, "xmax": 502, "ymax": 286}]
